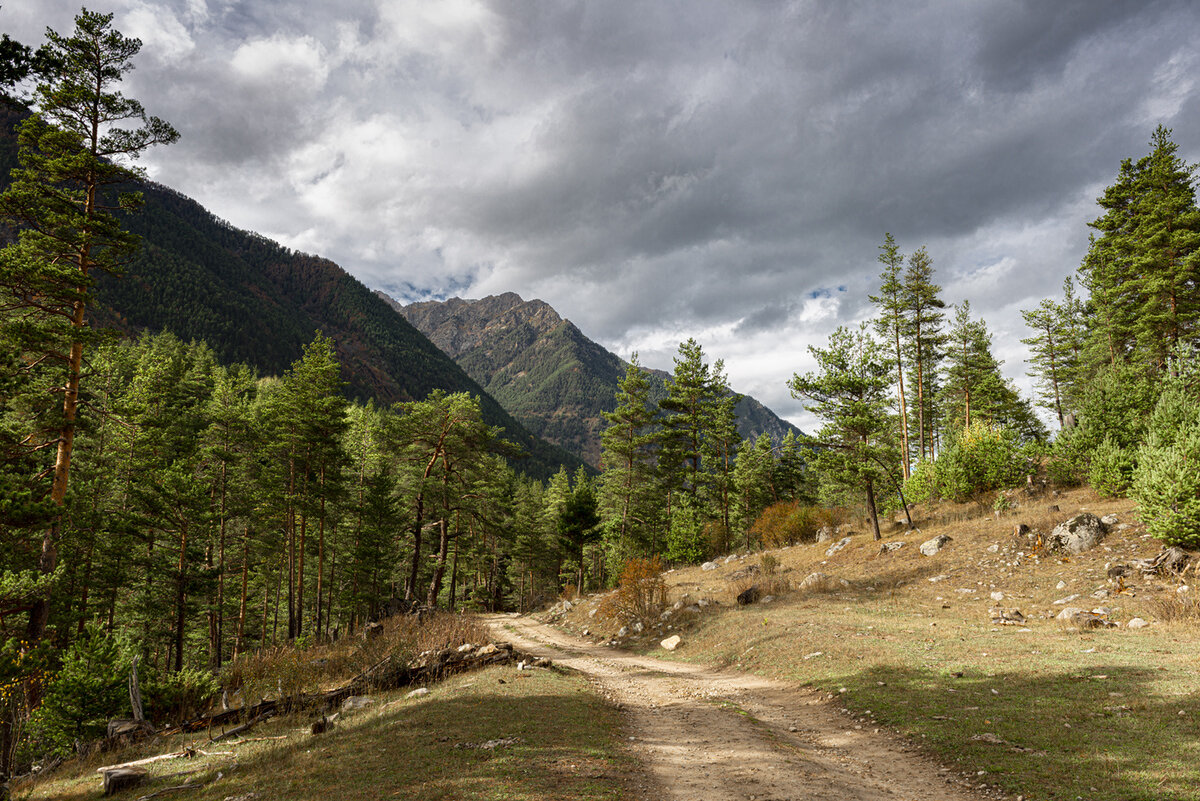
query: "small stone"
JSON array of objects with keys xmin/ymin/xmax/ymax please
[
  {"xmin": 660, "ymin": 634, "xmax": 682, "ymax": 650},
  {"xmin": 987, "ymin": 544, "xmax": 1000, "ymax": 553},
  {"xmin": 1053, "ymin": 594, "xmax": 1080, "ymax": 605},
  {"xmin": 1127, "ymin": 617, "xmax": 1149, "ymax": 629},
  {"xmin": 990, "ymin": 591, "xmax": 1004, "ymax": 601},
  {"xmin": 701, "ymin": 561, "xmax": 718, "ymax": 571},
  {"xmin": 406, "ymin": 687, "xmax": 430, "ymax": 699},
  {"xmin": 826, "ymin": 536, "xmax": 853, "ymax": 557},
  {"xmin": 1056, "ymin": 580, "xmax": 1068, "ymax": 590}
]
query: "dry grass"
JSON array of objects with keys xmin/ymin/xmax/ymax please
[
  {"xmin": 600, "ymin": 557, "xmax": 668, "ymax": 629},
  {"xmin": 1151, "ymin": 592, "xmax": 1200, "ymax": 624},
  {"xmin": 554, "ymin": 487, "xmax": 1200, "ymax": 801},
  {"xmin": 222, "ymin": 612, "xmax": 488, "ymax": 711}
]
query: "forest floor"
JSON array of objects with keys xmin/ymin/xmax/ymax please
[{"xmin": 544, "ymin": 486, "xmax": 1200, "ymax": 801}]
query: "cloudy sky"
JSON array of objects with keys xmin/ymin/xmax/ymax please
[{"xmin": 6, "ymin": 1, "xmax": 1199, "ymax": 428}]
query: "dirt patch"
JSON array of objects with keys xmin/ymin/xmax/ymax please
[{"xmin": 484, "ymin": 613, "xmax": 983, "ymax": 801}]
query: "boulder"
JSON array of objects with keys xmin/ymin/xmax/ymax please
[
  {"xmin": 798, "ymin": 572, "xmax": 833, "ymax": 591},
  {"xmin": 878, "ymin": 541, "xmax": 905, "ymax": 554},
  {"xmin": 1055, "ymin": 607, "xmax": 1115, "ymax": 629},
  {"xmin": 1047, "ymin": 513, "xmax": 1105, "ymax": 554},
  {"xmin": 816, "ymin": 526, "xmax": 834, "ymax": 543},
  {"xmin": 406, "ymin": 687, "xmax": 430, "ymax": 699},
  {"xmin": 1100, "ymin": 513, "xmax": 1119, "ymax": 527},
  {"xmin": 660, "ymin": 635, "xmax": 682, "ymax": 651},
  {"xmin": 701, "ymin": 561, "xmax": 718, "ymax": 571},
  {"xmin": 989, "ymin": 607, "xmax": 1026, "ymax": 626},
  {"xmin": 825, "ymin": 537, "xmax": 852, "ymax": 557},
  {"xmin": 1126, "ymin": 617, "xmax": 1150, "ymax": 629},
  {"xmin": 919, "ymin": 534, "xmax": 952, "ymax": 556},
  {"xmin": 341, "ymin": 695, "xmax": 374, "ymax": 712},
  {"xmin": 737, "ymin": 585, "xmax": 761, "ymax": 606}
]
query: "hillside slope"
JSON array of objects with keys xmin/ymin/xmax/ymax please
[
  {"xmin": 0, "ymin": 103, "xmax": 586, "ymax": 479},
  {"xmin": 384, "ymin": 292, "xmax": 802, "ymax": 466}
]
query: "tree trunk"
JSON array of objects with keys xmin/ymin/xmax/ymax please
[{"xmin": 865, "ymin": 480, "xmax": 881, "ymax": 541}]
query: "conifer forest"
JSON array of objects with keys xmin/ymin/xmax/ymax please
[{"xmin": 1, "ymin": 7, "xmax": 1199, "ymax": 783}]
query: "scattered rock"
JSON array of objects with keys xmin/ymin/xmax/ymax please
[
  {"xmin": 617, "ymin": 626, "xmax": 629, "ymax": 638},
  {"xmin": 986, "ymin": 544, "xmax": 1000, "ymax": 553},
  {"xmin": 1127, "ymin": 617, "xmax": 1150, "ymax": 629},
  {"xmin": 878, "ymin": 541, "xmax": 905, "ymax": 554},
  {"xmin": 825, "ymin": 537, "xmax": 852, "ymax": 557},
  {"xmin": 725, "ymin": 554, "xmax": 740, "ymax": 564},
  {"xmin": 701, "ymin": 561, "xmax": 719, "ymax": 571},
  {"xmin": 457, "ymin": 643, "xmax": 475, "ymax": 653},
  {"xmin": 455, "ymin": 736, "xmax": 523, "ymax": 750},
  {"xmin": 406, "ymin": 687, "xmax": 430, "ymax": 699},
  {"xmin": 989, "ymin": 607, "xmax": 1026, "ymax": 626},
  {"xmin": 919, "ymin": 534, "xmax": 952, "ymax": 556},
  {"xmin": 1106, "ymin": 564, "xmax": 1130, "ymax": 578},
  {"xmin": 1134, "ymin": 546, "xmax": 1192, "ymax": 576},
  {"xmin": 1055, "ymin": 607, "xmax": 1116, "ymax": 629},
  {"xmin": 1053, "ymin": 594, "xmax": 1081, "ymax": 604},
  {"xmin": 1056, "ymin": 580, "xmax": 1068, "ymax": 590},
  {"xmin": 816, "ymin": 526, "xmax": 834, "ymax": 543},
  {"xmin": 341, "ymin": 695, "xmax": 374, "ymax": 712},
  {"xmin": 661, "ymin": 634, "xmax": 682, "ymax": 650},
  {"xmin": 1046, "ymin": 513, "xmax": 1106, "ymax": 554},
  {"xmin": 798, "ymin": 572, "xmax": 834, "ymax": 591},
  {"xmin": 1100, "ymin": 513, "xmax": 1119, "ymax": 527},
  {"xmin": 476, "ymin": 643, "xmax": 500, "ymax": 656},
  {"xmin": 990, "ymin": 591, "xmax": 1004, "ymax": 601},
  {"xmin": 971, "ymin": 732, "xmax": 1005, "ymax": 744},
  {"xmin": 222, "ymin": 794, "xmax": 261, "ymax": 801}
]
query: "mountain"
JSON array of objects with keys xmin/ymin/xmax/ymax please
[
  {"xmin": 0, "ymin": 102, "xmax": 587, "ymax": 480},
  {"xmin": 381, "ymin": 292, "xmax": 802, "ymax": 467}
]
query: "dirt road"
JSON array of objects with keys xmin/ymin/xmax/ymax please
[{"xmin": 483, "ymin": 613, "xmax": 983, "ymax": 801}]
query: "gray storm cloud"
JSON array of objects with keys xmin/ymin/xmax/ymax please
[{"xmin": 4, "ymin": 0, "xmax": 1198, "ymax": 426}]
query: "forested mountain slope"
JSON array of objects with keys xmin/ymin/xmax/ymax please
[
  {"xmin": 0, "ymin": 102, "xmax": 586, "ymax": 478},
  {"xmin": 383, "ymin": 291, "xmax": 802, "ymax": 466}
]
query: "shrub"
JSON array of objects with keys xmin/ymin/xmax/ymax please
[
  {"xmin": 1132, "ymin": 423, "xmax": 1200, "ymax": 548},
  {"xmin": 143, "ymin": 666, "xmax": 220, "ymax": 725},
  {"xmin": 600, "ymin": 557, "xmax": 666, "ymax": 628},
  {"xmin": 749, "ymin": 501, "xmax": 842, "ymax": 547},
  {"xmin": 936, "ymin": 422, "xmax": 1025, "ymax": 502},
  {"xmin": 902, "ymin": 459, "xmax": 938, "ymax": 505},
  {"xmin": 666, "ymin": 501, "xmax": 707, "ymax": 564},
  {"xmin": 27, "ymin": 625, "xmax": 129, "ymax": 757},
  {"xmin": 1088, "ymin": 436, "xmax": 1136, "ymax": 498},
  {"xmin": 1047, "ymin": 427, "xmax": 1089, "ymax": 487}
]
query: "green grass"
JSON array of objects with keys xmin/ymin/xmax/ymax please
[{"xmin": 19, "ymin": 665, "xmax": 638, "ymax": 801}]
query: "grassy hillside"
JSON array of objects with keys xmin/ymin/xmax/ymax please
[{"xmin": 552, "ymin": 488, "xmax": 1200, "ymax": 801}]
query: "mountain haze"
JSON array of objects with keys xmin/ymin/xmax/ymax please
[{"xmin": 382, "ymin": 292, "xmax": 802, "ymax": 467}]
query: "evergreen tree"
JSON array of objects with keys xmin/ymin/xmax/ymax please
[
  {"xmin": 0, "ymin": 10, "xmax": 177, "ymax": 646},
  {"xmin": 1080, "ymin": 126, "xmax": 1200, "ymax": 371},
  {"xmin": 869, "ymin": 233, "xmax": 912, "ymax": 478},
  {"xmin": 901, "ymin": 247, "xmax": 946, "ymax": 461},
  {"xmin": 598, "ymin": 356, "xmax": 658, "ymax": 561},
  {"xmin": 941, "ymin": 301, "xmax": 1008, "ymax": 430},
  {"xmin": 789, "ymin": 324, "xmax": 894, "ymax": 540}
]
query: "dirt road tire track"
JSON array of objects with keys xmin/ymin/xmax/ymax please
[{"xmin": 483, "ymin": 613, "xmax": 985, "ymax": 801}]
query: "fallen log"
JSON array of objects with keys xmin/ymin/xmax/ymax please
[{"xmin": 96, "ymin": 749, "xmax": 195, "ymax": 774}]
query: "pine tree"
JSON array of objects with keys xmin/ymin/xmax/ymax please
[
  {"xmin": 1080, "ymin": 126, "xmax": 1200, "ymax": 371},
  {"xmin": 941, "ymin": 302, "xmax": 1007, "ymax": 430},
  {"xmin": 598, "ymin": 356, "xmax": 658, "ymax": 560},
  {"xmin": 1021, "ymin": 286, "xmax": 1074, "ymax": 427},
  {"xmin": 788, "ymin": 324, "xmax": 894, "ymax": 540},
  {"xmin": 869, "ymin": 233, "xmax": 912, "ymax": 478},
  {"xmin": 901, "ymin": 247, "xmax": 946, "ymax": 461},
  {"xmin": 0, "ymin": 10, "xmax": 177, "ymax": 646}
]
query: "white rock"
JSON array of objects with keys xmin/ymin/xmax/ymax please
[
  {"xmin": 1100, "ymin": 513, "xmax": 1119, "ymax": 527},
  {"xmin": 1056, "ymin": 580, "xmax": 1068, "ymax": 590},
  {"xmin": 987, "ymin": 544, "xmax": 1000, "ymax": 553},
  {"xmin": 1127, "ymin": 617, "xmax": 1150, "ymax": 629},
  {"xmin": 1053, "ymin": 594, "xmax": 1081, "ymax": 604},
  {"xmin": 919, "ymin": 534, "xmax": 953, "ymax": 556},
  {"xmin": 660, "ymin": 634, "xmax": 682, "ymax": 651},
  {"xmin": 990, "ymin": 591, "xmax": 1004, "ymax": 601},
  {"xmin": 342, "ymin": 695, "xmax": 374, "ymax": 711},
  {"xmin": 617, "ymin": 626, "xmax": 628, "ymax": 637},
  {"xmin": 825, "ymin": 536, "xmax": 852, "ymax": 557},
  {"xmin": 725, "ymin": 555, "xmax": 739, "ymax": 564},
  {"xmin": 406, "ymin": 688, "xmax": 429, "ymax": 699}
]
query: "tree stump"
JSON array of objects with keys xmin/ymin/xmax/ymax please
[{"xmin": 102, "ymin": 766, "xmax": 147, "ymax": 795}]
